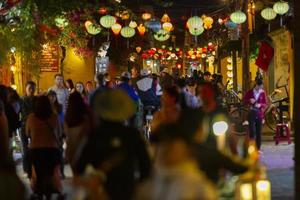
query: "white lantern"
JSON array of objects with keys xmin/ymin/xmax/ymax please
[
  {"xmin": 187, "ymin": 16, "xmax": 203, "ymax": 29},
  {"xmin": 230, "ymin": 10, "xmax": 247, "ymax": 24},
  {"xmin": 273, "ymin": 1, "xmax": 289, "ymax": 15},
  {"xmin": 261, "ymin": 8, "xmax": 277, "ymax": 20}
]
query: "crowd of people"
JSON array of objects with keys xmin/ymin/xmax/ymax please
[{"xmin": 0, "ymin": 64, "xmax": 266, "ymax": 200}]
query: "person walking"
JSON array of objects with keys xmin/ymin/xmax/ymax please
[
  {"xmin": 66, "ymin": 79, "xmax": 75, "ymax": 94},
  {"xmin": 26, "ymin": 96, "xmax": 63, "ymax": 199},
  {"xmin": 48, "ymin": 74, "xmax": 69, "ymax": 114},
  {"xmin": 20, "ymin": 81, "xmax": 37, "ymax": 177},
  {"xmin": 75, "ymin": 82, "xmax": 88, "ymax": 104}
]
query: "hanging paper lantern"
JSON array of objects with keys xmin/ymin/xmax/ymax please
[
  {"xmin": 85, "ymin": 21, "xmax": 93, "ymax": 29},
  {"xmin": 111, "ymin": 23, "xmax": 122, "ymax": 35},
  {"xmin": 261, "ymin": 8, "xmax": 277, "ymax": 20},
  {"xmin": 55, "ymin": 17, "xmax": 68, "ymax": 28},
  {"xmin": 136, "ymin": 46, "xmax": 142, "ymax": 53},
  {"xmin": 218, "ymin": 18, "xmax": 224, "ymax": 25},
  {"xmin": 120, "ymin": 26, "xmax": 135, "ymax": 38},
  {"xmin": 203, "ymin": 16, "xmax": 214, "ymax": 29},
  {"xmin": 161, "ymin": 13, "xmax": 171, "ymax": 23},
  {"xmin": 100, "ymin": 15, "xmax": 116, "ymax": 28},
  {"xmin": 142, "ymin": 12, "xmax": 152, "ymax": 20},
  {"xmin": 121, "ymin": 10, "xmax": 130, "ymax": 20},
  {"xmin": 162, "ymin": 22, "xmax": 173, "ymax": 32},
  {"xmin": 129, "ymin": 21, "xmax": 137, "ymax": 28},
  {"xmin": 230, "ymin": 10, "xmax": 247, "ymax": 24},
  {"xmin": 273, "ymin": 1, "xmax": 289, "ymax": 15},
  {"xmin": 187, "ymin": 16, "xmax": 203, "ymax": 29},
  {"xmin": 154, "ymin": 29, "xmax": 170, "ymax": 41},
  {"xmin": 145, "ymin": 19, "xmax": 161, "ymax": 32},
  {"xmin": 98, "ymin": 7, "xmax": 108, "ymax": 15},
  {"xmin": 225, "ymin": 20, "xmax": 238, "ymax": 29},
  {"xmin": 189, "ymin": 27, "xmax": 204, "ymax": 36},
  {"xmin": 86, "ymin": 23, "xmax": 102, "ymax": 35},
  {"xmin": 137, "ymin": 24, "xmax": 146, "ymax": 36}
]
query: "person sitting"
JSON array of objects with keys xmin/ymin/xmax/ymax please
[{"xmin": 136, "ymin": 69, "xmax": 160, "ymax": 108}]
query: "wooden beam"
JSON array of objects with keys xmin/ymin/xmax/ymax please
[{"xmin": 294, "ymin": 0, "xmax": 300, "ymax": 198}]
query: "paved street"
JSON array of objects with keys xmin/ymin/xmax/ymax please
[
  {"xmin": 260, "ymin": 140, "xmax": 294, "ymax": 200},
  {"xmin": 15, "ymin": 136, "xmax": 295, "ymax": 199}
]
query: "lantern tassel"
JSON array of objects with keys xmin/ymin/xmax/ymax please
[{"xmin": 280, "ymin": 16, "xmax": 283, "ymax": 27}]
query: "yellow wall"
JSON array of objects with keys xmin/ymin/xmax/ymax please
[{"xmin": 38, "ymin": 48, "xmax": 95, "ymax": 92}]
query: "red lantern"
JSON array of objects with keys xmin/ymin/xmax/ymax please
[{"xmin": 99, "ymin": 7, "xmax": 108, "ymax": 15}]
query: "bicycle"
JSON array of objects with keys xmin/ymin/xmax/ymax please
[
  {"xmin": 143, "ymin": 106, "xmax": 156, "ymax": 141},
  {"xmin": 264, "ymin": 84, "xmax": 290, "ymax": 132},
  {"xmin": 224, "ymin": 90, "xmax": 250, "ymax": 136}
]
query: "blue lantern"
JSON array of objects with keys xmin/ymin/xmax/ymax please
[
  {"xmin": 225, "ymin": 20, "xmax": 238, "ymax": 29},
  {"xmin": 145, "ymin": 19, "xmax": 161, "ymax": 32}
]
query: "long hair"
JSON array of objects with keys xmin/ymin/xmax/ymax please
[
  {"xmin": 66, "ymin": 79, "xmax": 75, "ymax": 89},
  {"xmin": 47, "ymin": 90, "xmax": 63, "ymax": 114},
  {"xmin": 65, "ymin": 92, "xmax": 88, "ymax": 127},
  {"xmin": 34, "ymin": 95, "xmax": 53, "ymax": 120},
  {"xmin": 0, "ymin": 85, "xmax": 8, "ymax": 103}
]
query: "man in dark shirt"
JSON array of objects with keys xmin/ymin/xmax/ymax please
[{"xmin": 20, "ymin": 81, "xmax": 37, "ymax": 176}]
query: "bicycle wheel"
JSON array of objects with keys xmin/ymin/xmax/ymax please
[
  {"xmin": 229, "ymin": 107, "xmax": 249, "ymax": 136},
  {"xmin": 264, "ymin": 107, "xmax": 277, "ymax": 132}
]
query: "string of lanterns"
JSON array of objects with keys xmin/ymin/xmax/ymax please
[{"xmin": 84, "ymin": 1, "xmax": 289, "ymax": 41}]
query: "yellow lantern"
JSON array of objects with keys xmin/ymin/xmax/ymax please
[
  {"xmin": 137, "ymin": 24, "xmax": 146, "ymax": 36},
  {"xmin": 111, "ymin": 23, "xmax": 122, "ymax": 35},
  {"xmin": 273, "ymin": 1, "xmax": 289, "ymax": 15},
  {"xmin": 203, "ymin": 16, "xmax": 214, "ymax": 30},
  {"xmin": 129, "ymin": 21, "xmax": 137, "ymax": 28},
  {"xmin": 142, "ymin": 12, "xmax": 152, "ymax": 20},
  {"xmin": 85, "ymin": 20, "xmax": 93, "ymax": 30},
  {"xmin": 162, "ymin": 22, "xmax": 173, "ymax": 32},
  {"xmin": 161, "ymin": 13, "xmax": 170, "ymax": 23},
  {"xmin": 187, "ymin": 16, "xmax": 203, "ymax": 29}
]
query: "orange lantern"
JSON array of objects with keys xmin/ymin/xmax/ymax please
[
  {"xmin": 111, "ymin": 23, "xmax": 122, "ymax": 35},
  {"xmin": 142, "ymin": 12, "xmax": 152, "ymax": 20},
  {"xmin": 161, "ymin": 13, "xmax": 170, "ymax": 23},
  {"xmin": 137, "ymin": 24, "xmax": 146, "ymax": 36},
  {"xmin": 136, "ymin": 46, "xmax": 142, "ymax": 53},
  {"xmin": 121, "ymin": 10, "xmax": 130, "ymax": 20}
]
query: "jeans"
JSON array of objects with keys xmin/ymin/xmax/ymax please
[
  {"xmin": 248, "ymin": 109, "xmax": 262, "ymax": 150},
  {"xmin": 19, "ymin": 126, "xmax": 31, "ymax": 176}
]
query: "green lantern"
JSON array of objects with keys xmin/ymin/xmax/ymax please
[
  {"xmin": 189, "ymin": 26, "xmax": 204, "ymax": 36},
  {"xmin": 55, "ymin": 17, "xmax": 68, "ymax": 28},
  {"xmin": 154, "ymin": 29, "xmax": 170, "ymax": 41},
  {"xmin": 261, "ymin": 8, "xmax": 277, "ymax": 20},
  {"xmin": 273, "ymin": 1, "xmax": 289, "ymax": 15},
  {"xmin": 187, "ymin": 16, "xmax": 203, "ymax": 29},
  {"xmin": 120, "ymin": 26, "xmax": 135, "ymax": 38},
  {"xmin": 100, "ymin": 15, "xmax": 116, "ymax": 28},
  {"xmin": 230, "ymin": 10, "xmax": 247, "ymax": 24},
  {"xmin": 86, "ymin": 24, "xmax": 102, "ymax": 35}
]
